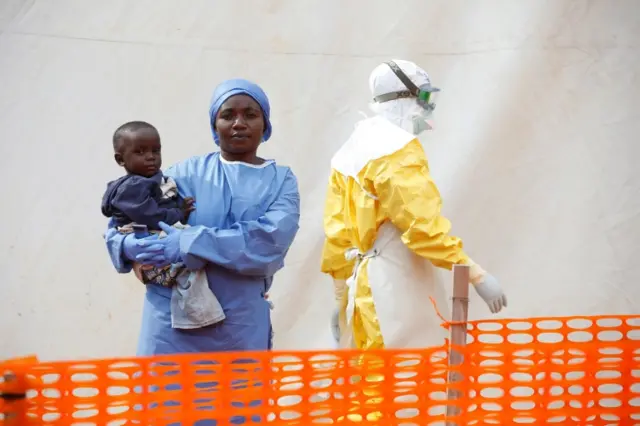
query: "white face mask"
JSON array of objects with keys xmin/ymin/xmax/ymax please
[
  {"xmin": 410, "ymin": 107, "xmax": 434, "ymax": 135},
  {"xmin": 370, "ymin": 98, "xmax": 436, "ymax": 135}
]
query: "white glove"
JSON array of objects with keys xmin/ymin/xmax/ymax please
[
  {"xmin": 334, "ymin": 279, "xmax": 347, "ymax": 304},
  {"xmin": 331, "ymin": 308, "xmax": 340, "ymax": 342},
  {"xmin": 473, "ymin": 274, "xmax": 507, "ymax": 314}
]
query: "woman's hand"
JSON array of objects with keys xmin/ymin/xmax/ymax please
[
  {"xmin": 122, "ymin": 233, "xmax": 164, "ymax": 264},
  {"xmin": 135, "ymin": 221, "xmax": 184, "ymax": 267}
]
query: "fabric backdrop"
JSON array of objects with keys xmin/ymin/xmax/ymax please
[{"xmin": 0, "ymin": 0, "xmax": 638, "ymax": 360}]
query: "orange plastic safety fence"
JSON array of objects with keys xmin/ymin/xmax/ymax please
[{"xmin": 2, "ymin": 315, "xmax": 639, "ymax": 425}]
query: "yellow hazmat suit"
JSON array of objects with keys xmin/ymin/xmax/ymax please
[
  {"xmin": 321, "ymin": 60, "xmax": 507, "ymax": 423},
  {"xmin": 321, "ymin": 116, "xmax": 486, "ymax": 349},
  {"xmin": 321, "ymin": 60, "xmax": 505, "ymax": 351}
]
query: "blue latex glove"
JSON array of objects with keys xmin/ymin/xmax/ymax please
[
  {"xmin": 135, "ymin": 221, "xmax": 183, "ymax": 267},
  {"xmin": 122, "ymin": 233, "xmax": 164, "ymax": 264}
]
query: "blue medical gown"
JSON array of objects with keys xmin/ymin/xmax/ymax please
[{"xmin": 104, "ymin": 153, "xmax": 301, "ymax": 356}]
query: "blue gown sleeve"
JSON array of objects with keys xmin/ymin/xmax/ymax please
[
  {"xmin": 111, "ymin": 178, "xmax": 183, "ymax": 228},
  {"xmin": 103, "ymin": 220, "xmax": 133, "ymax": 274},
  {"xmin": 179, "ymin": 169, "xmax": 301, "ymax": 277}
]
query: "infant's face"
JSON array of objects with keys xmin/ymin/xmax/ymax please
[{"xmin": 119, "ymin": 129, "xmax": 162, "ymax": 177}]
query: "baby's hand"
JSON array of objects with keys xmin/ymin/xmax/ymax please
[
  {"xmin": 182, "ymin": 197, "xmax": 196, "ymax": 221},
  {"xmin": 183, "ymin": 197, "xmax": 195, "ymax": 209}
]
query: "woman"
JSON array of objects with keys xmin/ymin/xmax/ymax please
[
  {"xmin": 104, "ymin": 78, "xmax": 301, "ymax": 356},
  {"xmin": 322, "ymin": 59, "xmax": 507, "ymax": 351}
]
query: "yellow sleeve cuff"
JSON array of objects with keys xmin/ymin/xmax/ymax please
[{"xmin": 467, "ymin": 259, "xmax": 487, "ymax": 285}]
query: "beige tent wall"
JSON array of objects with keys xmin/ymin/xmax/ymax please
[{"xmin": 0, "ymin": 0, "xmax": 638, "ymax": 361}]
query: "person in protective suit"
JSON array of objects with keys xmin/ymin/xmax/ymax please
[{"xmin": 321, "ymin": 59, "xmax": 507, "ymax": 350}]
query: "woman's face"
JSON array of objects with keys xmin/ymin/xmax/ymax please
[{"xmin": 215, "ymin": 94, "xmax": 265, "ymax": 158}]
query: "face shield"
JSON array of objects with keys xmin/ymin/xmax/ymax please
[{"xmin": 371, "ymin": 61, "xmax": 440, "ymax": 134}]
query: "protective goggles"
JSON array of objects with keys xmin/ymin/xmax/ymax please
[{"xmin": 373, "ymin": 61, "xmax": 440, "ymax": 111}]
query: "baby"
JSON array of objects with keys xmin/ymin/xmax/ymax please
[
  {"xmin": 102, "ymin": 121, "xmax": 225, "ymax": 329},
  {"xmin": 101, "ymin": 120, "xmax": 194, "ymax": 286}
]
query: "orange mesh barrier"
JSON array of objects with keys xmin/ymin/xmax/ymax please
[{"xmin": 2, "ymin": 315, "xmax": 639, "ymax": 425}]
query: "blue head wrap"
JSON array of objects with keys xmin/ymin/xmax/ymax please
[{"xmin": 208, "ymin": 79, "xmax": 272, "ymax": 145}]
